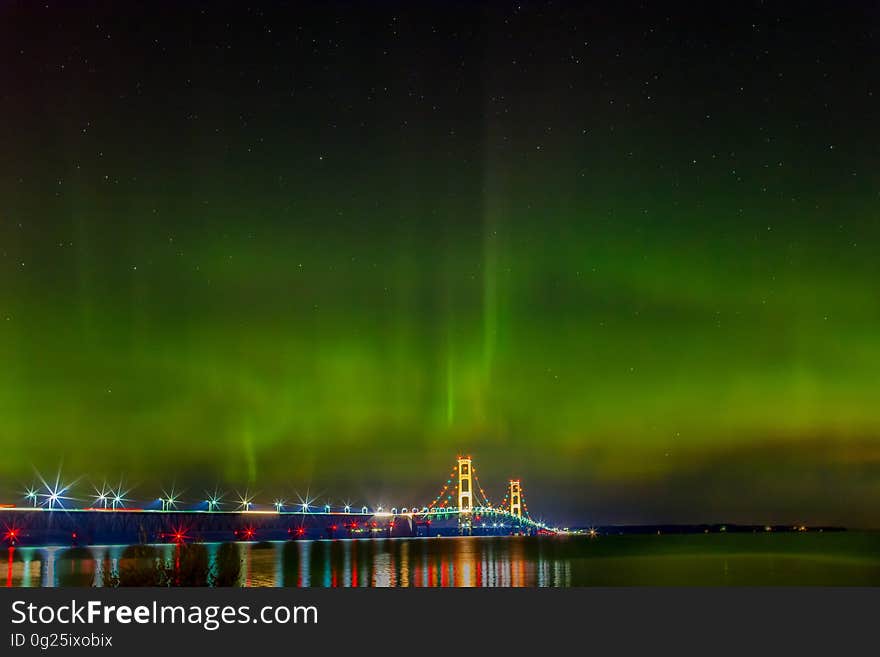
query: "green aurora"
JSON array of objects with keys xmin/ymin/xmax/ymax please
[{"xmin": 1, "ymin": 3, "xmax": 879, "ymax": 526}]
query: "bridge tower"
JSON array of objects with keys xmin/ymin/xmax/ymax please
[
  {"xmin": 508, "ymin": 480, "xmax": 522, "ymax": 518},
  {"xmin": 457, "ymin": 456, "xmax": 473, "ymax": 534},
  {"xmin": 457, "ymin": 456, "xmax": 473, "ymax": 512}
]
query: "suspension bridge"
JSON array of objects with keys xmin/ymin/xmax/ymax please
[{"xmin": 1, "ymin": 456, "xmax": 557, "ymax": 546}]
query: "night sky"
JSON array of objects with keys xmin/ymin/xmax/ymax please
[{"xmin": 1, "ymin": 2, "xmax": 879, "ymax": 527}]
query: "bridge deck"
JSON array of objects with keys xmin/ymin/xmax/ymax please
[{"xmin": 1, "ymin": 507, "xmax": 544, "ymax": 546}]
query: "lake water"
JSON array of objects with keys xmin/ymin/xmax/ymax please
[{"xmin": 5, "ymin": 532, "xmax": 880, "ymax": 587}]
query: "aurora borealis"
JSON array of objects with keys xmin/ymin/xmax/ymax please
[{"xmin": 1, "ymin": 2, "xmax": 879, "ymax": 527}]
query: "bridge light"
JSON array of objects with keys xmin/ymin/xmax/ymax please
[
  {"xmin": 205, "ymin": 488, "xmax": 224, "ymax": 512},
  {"xmin": 160, "ymin": 487, "xmax": 182, "ymax": 511},
  {"xmin": 92, "ymin": 481, "xmax": 113, "ymax": 509},
  {"xmin": 109, "ymin": 482, "xmax": 131, "ymax": 510},
  {"xmin": 235, "ymin": 490, "xmax": 255, "ymax": 512},
  {"xmin": 344, "ymin": 505, "xmax": 351, "ymax": 513},
  {"xmin": 24, "ymin": 486, "xmax": 39, "ymax": 507},
  {"xmin": 36, "ymin": 470, "xmax": 76, "ymax": 510}
]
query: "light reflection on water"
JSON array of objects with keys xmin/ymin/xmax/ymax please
[
  {"xmin": 6, "ymin": 533, "xmax": 880, "ymax": 587},
  {"xmin": 3, "ymin": 536, "xmax": 573, "ymax": 588},
  {"xmin": 232, "ymin": 536, "xmax": 573, "ymax": 587}
]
